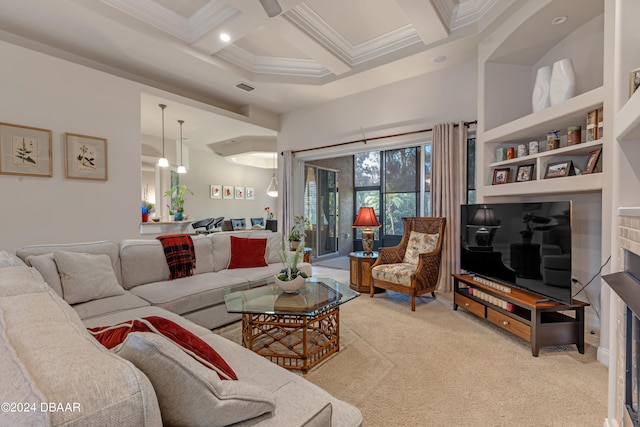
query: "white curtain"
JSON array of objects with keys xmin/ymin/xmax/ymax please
[
  {"xmin": 431, "ymin": 122, "xmax": 467, "ymax": 292},
  {"xmin": 281, "ymin": 150, "xmax": 294, "ymax": 246}
]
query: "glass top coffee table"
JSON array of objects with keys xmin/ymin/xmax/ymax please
[{"xmin": 224, "ymin": 277, "xmax": 358, "ymax": 373}]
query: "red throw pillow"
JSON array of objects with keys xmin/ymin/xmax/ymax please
[
  {"xmin": 89, "ymin": 316, "xmax": 238, "ymax": 380},
  {"xmin": 227, "ymin": 236, "xmax": 268, "ymax": 269}
]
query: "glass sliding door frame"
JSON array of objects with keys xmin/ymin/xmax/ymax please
[{"xmin": 304, "ymin": 165, "xmax": 339, "ymax": 259}]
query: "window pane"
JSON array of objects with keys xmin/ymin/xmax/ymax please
[
  {"xmin": 384, "ymin": 193, "xmax": 417, "ymax": 236},
  {"xmin": 467, "ymin": 138, "xmax": 476, "ymax": 190},
  {"xmin": 384, "ymin": 148, "xmax": 418, "ymax": 192},
  {"xmin": 354, "ymin": 151, "xmax": 380, "ymax": 187}
]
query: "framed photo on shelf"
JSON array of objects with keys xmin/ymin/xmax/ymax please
[
  {"xmin": 223, "ymin": 186, "xmax": 233, "ymax": 199},
  {"xmin": 492, "ymin": 167, "xmax": 510, "ymax": 185},
  {"xmin": 245, "ymin": 187, "xmax": 255, "ymax": 200},
  {"xmin": 0, "ymin": 122, "xmax": 52, "ymax": 177},
  {"xmin": 544, "ymin": 160, "xmax": 575, "ymax": 179},
  {"xmin": 210, "ymin": 184, "xmax": 222, "ymax": 199},
  {"xmin": 515, "ymin": 164, "xmax": 535, "ymax": 182},
  {"xmin": 583, "ymin": 148, "xmax": 602, "ymax": 174},
  {"xmin": 64, "ymin": 133, "xmax": 108, "ymax": 181},
  {"xmin": 631, "ymin": 67, "xmax": 640, "ymax": 96},
  {"xmin": 235, "ymin": 186, "xmax": 244, "ymax": 200}
]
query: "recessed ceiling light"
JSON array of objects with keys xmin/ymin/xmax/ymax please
[
  {"xmin": 220, "ymin": 33, "xmax": 231, "ymax": 42},
  {"xmin": 432, "ymin": 55, "xmax": 448, "ymax": 64},
  {"xmin": 552, "ymin": 16, "xmax": 567, "ymax": 25}
]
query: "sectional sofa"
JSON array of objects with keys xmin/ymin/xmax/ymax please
[{"xmin": 0, "ymin": 231, "xmax": 362, "ymax": 426}]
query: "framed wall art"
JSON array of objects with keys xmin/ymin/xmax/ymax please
[
  {"xmin": 0, "ymin": 122, "xmax": 52, "ymax": 177},
  {"xmin": 515, "ymin": 164, "xmax": 534, "ymax": 182},
  {"xmin": 235, "ymin": 186, "xmax": 244, "ymax": 200},
  {"xmin": 245, "ymin": 187, "xmax": 255, "ymax": 200},
  {"xmin": 583, "ymin": 148, "xmax": 602, "ymax": 174},
  {"xmin": 64, "ymin": 133, "xmax": 108, "ymax": 181},
  {"xmin": 631, "ymin": 67, "xmax": 640, "ymax": 97},
  {"xmin": 210, "ymin": 184, "xmax": 222, "ymax": 199},
  {"xmin": 492, "ymin": 167, "xmax": 510, "ymax": 185},
  {"xmin": 223, "ymin": 186, "xmax": 233, "ymax": 199}
]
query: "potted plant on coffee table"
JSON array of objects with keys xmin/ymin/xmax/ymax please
[{"xmin": 275, "ymin": 243, "xmax": 308, "ymax": 293}]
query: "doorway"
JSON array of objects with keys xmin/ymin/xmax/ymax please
[{"xmin": 304, "ymin": 165, "xmax": 338, "ymax": 259}]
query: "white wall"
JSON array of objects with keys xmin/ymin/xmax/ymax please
[
  {"xmin": 177, "ymin": 148, "xmax": 277, "ymax": 224},
  {"xmin": 0, "ymin": 40, "xmax": 277, "ymax": 254},
  {"xmin": 278, "ymin": 60, "xmax": 478, "ymax": 154},
  {"xmin": 0, "ymin": 40, "xmax": 142, "ymax": 254}
]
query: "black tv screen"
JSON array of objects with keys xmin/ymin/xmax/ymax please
[{"xmin": 460, "ymin": 201, "xmax": 572, "ymax": 304}]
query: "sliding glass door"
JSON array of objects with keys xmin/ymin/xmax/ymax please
[{"xmin": 304, "ymin": 165, "xmax": 338, "ymax": 258}]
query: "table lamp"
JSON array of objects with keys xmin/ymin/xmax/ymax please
[
  {"xmin": 469, "ymin": 205, "xmax": 499, "ymax": 247},
  {"xmin": 353, "ymin": 207, "xmax": 381, "ymax": 255}
]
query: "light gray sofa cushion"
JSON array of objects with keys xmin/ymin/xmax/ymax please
[
  {"xmin": 53, "ymin": 251, "xmax": 125, "ymax": 304},
  {"xmin": 115, "ymin": 332, "xmax": 275, "ymax": 427},
  {"xmin": 200, "ymin": 333, "xmax": 363, "ymax": 427},
  {"xmin": 120, "ymin": 235, "xmax": 214, "ymax": 290},
  {"xmin": 25, "ymin": 253, "xmax": 64, "ymax": 297},
  {"xmin": 129, "ymin": 272, "xmax": 247, "ymax": 315},
  {"xmin": 0, "ymin": 266, "xmax": 162, "ymax": 427},
  {"xmin": 73, "ymin": 291, "xmax": 151, "ymax": 321},
  {"xmin": 16, "ymin": 240, "xmax": 122, "ymax": 284}
]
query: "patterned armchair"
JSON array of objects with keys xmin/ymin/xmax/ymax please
[{"xmin": 370, "ymin": 217, "xmax": 446, "ymax": 311}]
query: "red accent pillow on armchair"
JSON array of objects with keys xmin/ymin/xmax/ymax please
[
  {"xmin": 88, "ymin": 316, "xmax": 238, "ymax": 380},
  {"xmin": 227, "ymin": 236, "xmax": 268, "ymax": 269}
]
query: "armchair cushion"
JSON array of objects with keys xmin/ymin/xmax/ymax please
[
  {"xmin": 371, "ymin": 263, "xmax": 417, "ymax": 286},
  {"xmin": 403, "ymin": 232, "xmax": 439, "ymax": 265}
]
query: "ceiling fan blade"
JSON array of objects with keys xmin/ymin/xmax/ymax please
[{"xmin": 259, "ymin": 0, "xmax": 282, "ymax": 17}]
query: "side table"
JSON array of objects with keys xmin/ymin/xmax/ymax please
[{"xmin": 349, "ymin": 251, "xmax": 382, "ymax": 293}]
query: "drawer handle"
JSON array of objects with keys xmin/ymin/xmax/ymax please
[
  {"xmin": 465, "ymin": 303, "xmax": 470, "ymax": 307},
  {"xmin": 502, "ymin": 320, "xmax": 509, "ymax": 326}
]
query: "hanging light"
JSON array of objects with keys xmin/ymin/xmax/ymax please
[
  {"xmin": 157, "ymin": 104, "xmax": 169, "ymax": 167},
  {"xmin": 177, "ymin": 119, "xmax": 187, "ymax": 174},
  {"xmin": 266, "ymin": 152, "xmax": 278, "ymax": 197}
]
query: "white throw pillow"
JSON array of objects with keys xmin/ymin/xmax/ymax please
[
  {"xmin": 53, "ymin": 251, "xmax": 124, "ymax": 304},
  {"xmin": 114, "ymin": 332, "xmax": 275, "ymax": 427},
  {"xmin": 403, "ymin": 232, "xmax": 439, "ymax": 265}
]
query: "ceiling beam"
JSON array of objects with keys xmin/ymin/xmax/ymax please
[{"xmin": 395, "ymin": 0, "xmax": 449, "ymax": 45}]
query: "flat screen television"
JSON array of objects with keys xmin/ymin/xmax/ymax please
[{"xmin": 460, "ymin": 201, "xmax": 572, "ymax": 304}]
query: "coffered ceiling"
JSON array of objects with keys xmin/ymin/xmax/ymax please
[{"xmin": 0, "ymin": 0, "xmax": 524, "ymax": 156}]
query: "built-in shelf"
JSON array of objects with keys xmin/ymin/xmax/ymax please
[
  {"xmin": 616, "ymin": 88, "xmax": 640, "ymax": 141},
  {"xmin": 483, "ymin": 87, "xmax": 604, "ymax": 145},
  {"xmin": 489, "ymin": 138, "xmax": 603, "ymax": 168},
  {"xmin": 483, "ymin": 172, "xmax": 603, "ymax": 197}
]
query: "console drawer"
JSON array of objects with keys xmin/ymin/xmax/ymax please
[
  {"xmin": 487, "ymin": 308, "xmax": 530, "ymax": 342},
  {"xmin": 455, "ymin": 293, "xmax": 486, "ymax": 318}
]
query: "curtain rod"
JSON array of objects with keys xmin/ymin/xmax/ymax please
[{"xmin": 291, "ymin": 120, "xmax": 477, "ymax": 154}]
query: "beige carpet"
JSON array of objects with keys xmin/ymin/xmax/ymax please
[{"xmin": 215, "ymin": 267, "xmax": 608, "ymax": 427}]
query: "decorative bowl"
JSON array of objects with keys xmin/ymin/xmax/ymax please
[{"xmin": 274, "ymin": 275, "xmax": 305, "ymax": 293}]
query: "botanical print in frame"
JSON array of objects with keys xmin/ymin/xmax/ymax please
[
  {"xmin": 223, "ymin": 186, "xmax": 234, "ymax": 199},
  {"xmin": 235, "ymin": 186, "xmax": 244, "ymax": 200},
  {"xmin": 64, "ymin": 133, "xmax": 108, "ymax": 181},
  {"xmin": 0, "ymin": 122, "xmax": 52, "ymax": 177},
  {"xmin": 210, "ymin": 184, "xmax": 222, "ymax": 199},
  {"xmin": 245, "ymin": 187, "xmax": 255, "ymax": 200}
]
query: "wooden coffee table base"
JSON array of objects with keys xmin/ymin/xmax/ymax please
[{"xmin": 241, "ymin": 308, "xmax": 340, "ymax": 374}]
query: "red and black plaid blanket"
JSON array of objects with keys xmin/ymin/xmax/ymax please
[{"xmin": 157, "ymin": 234, "xmax": 196, "ymax": 280}]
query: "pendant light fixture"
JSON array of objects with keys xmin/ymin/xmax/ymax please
[
  {"xmin": 266, "ymin": 152, "xmax": 278, "ymax": 197},
  {"xmin": 157, "ymin": 104, "xmax": 169, "ymax": 167},
  {"xmin": 177, "ymin": 119, "xmax": 187, "ymax": 174}
]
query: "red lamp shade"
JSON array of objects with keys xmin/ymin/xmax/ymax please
[
  {"xmin": 353, "ymin": 207, "xmax": 380, "ymax": 255},
  {"xmin": 352, "ymin": 207, "xmax": 381, "ymax": 228}
]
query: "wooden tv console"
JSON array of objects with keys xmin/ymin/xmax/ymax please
[{"xmin": 452, "ymin": 273, "xmax": 588, "ymax": 356}]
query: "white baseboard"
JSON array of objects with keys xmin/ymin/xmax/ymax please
[
  {"xmin": 597, "ymin": 346, "xmax": 610, "ymax": 367},
  {"xmin": 603, "ymin": 418, "xmax": 619, "ymax": 427}
]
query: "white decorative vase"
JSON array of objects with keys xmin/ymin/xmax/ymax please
[
  {"xmin": 532, "ymin": 65, "xmax": 552, "ymax": 112},
  {"xmin": 274, "ymin": 275, "xmax": 305, "ymax": 293},
  {"xmin": 549, "ymin": 59, "xmax": 576, "ymax": 105}
]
